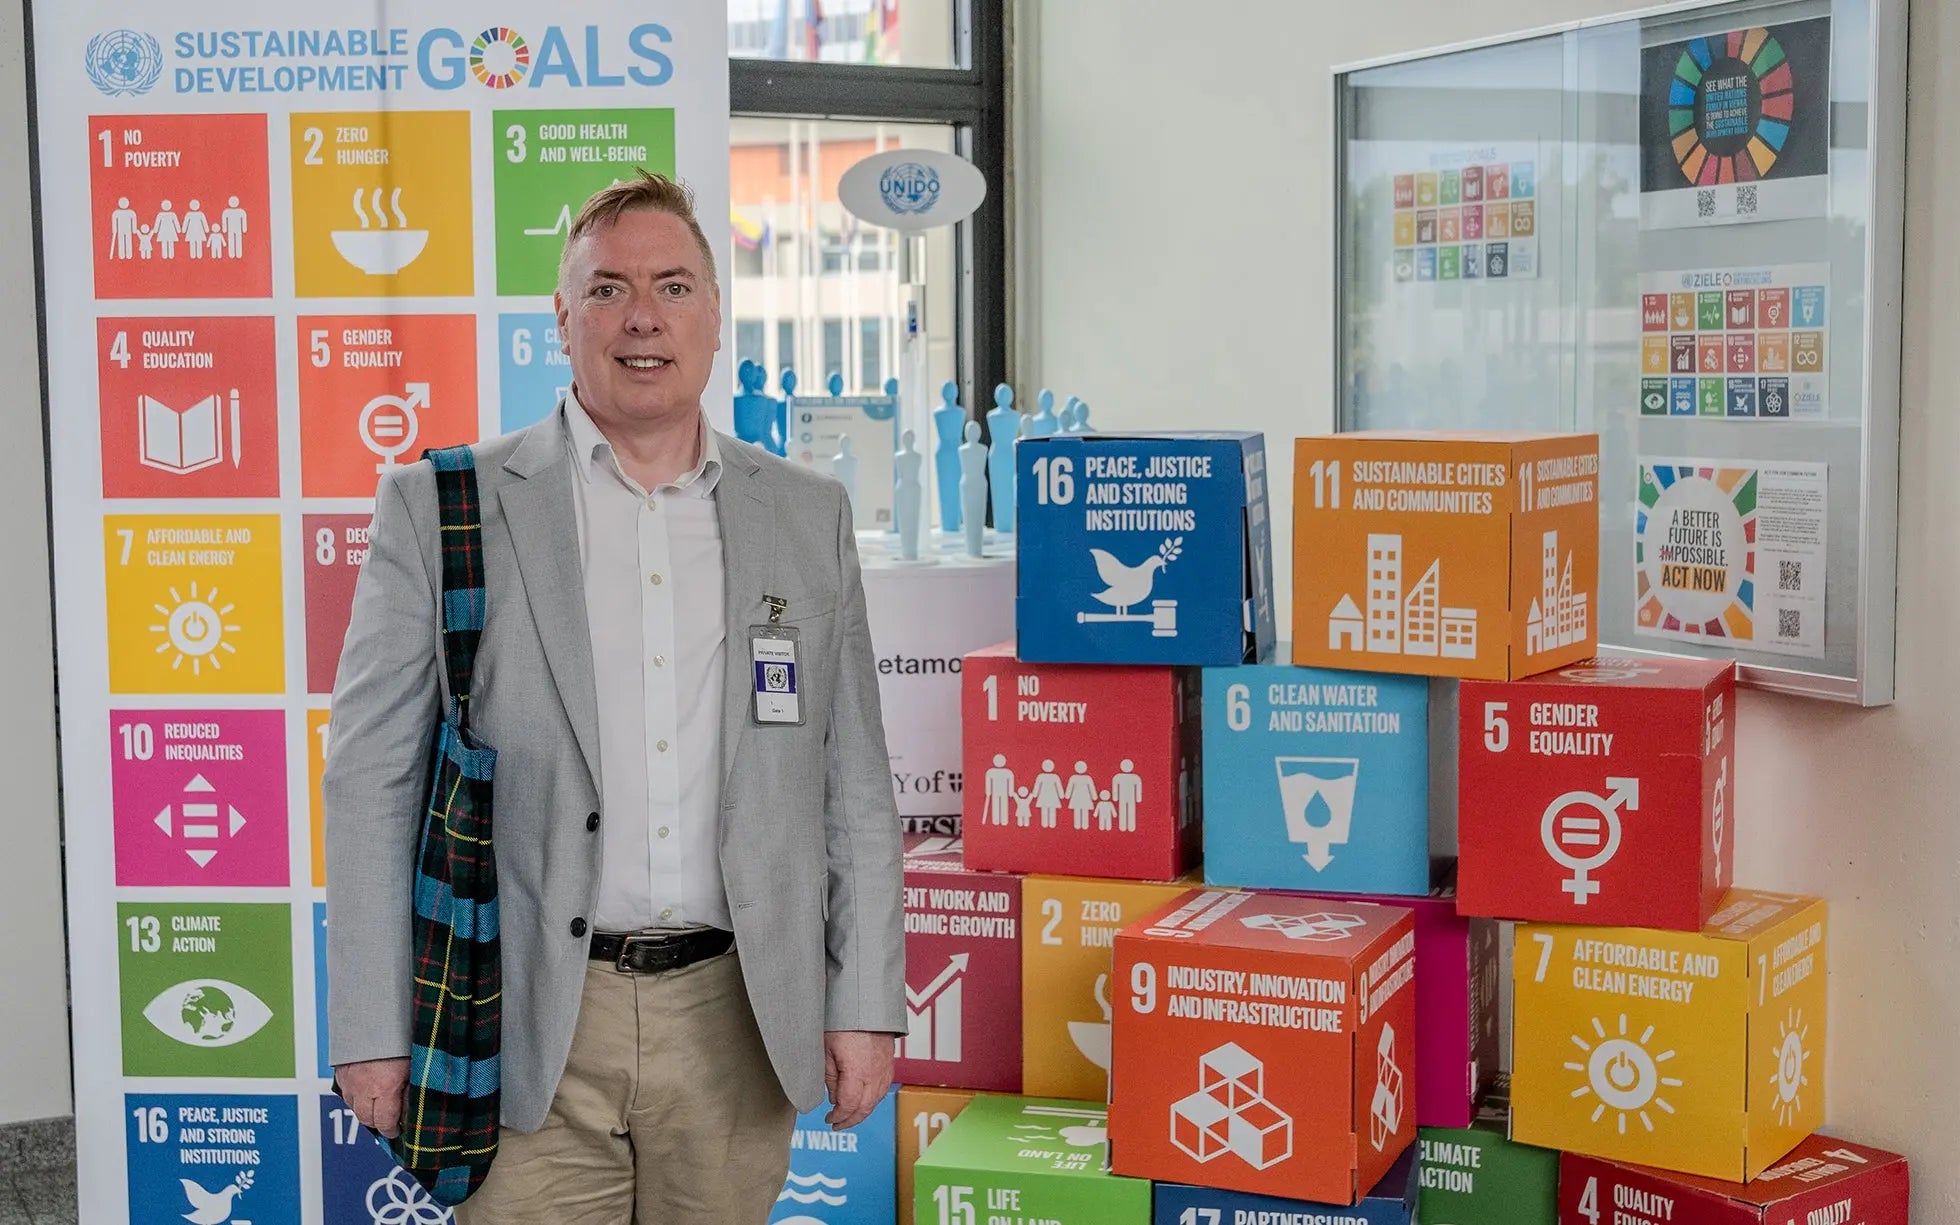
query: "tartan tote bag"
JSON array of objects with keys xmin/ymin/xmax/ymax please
[{"xmin": 389, "ymin": 444, "xmax": 502, "ymax": 1205}]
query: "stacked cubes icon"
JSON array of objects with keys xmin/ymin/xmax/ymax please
[
  {"xmin": 1241, "ymin": 911, "xmax": 1367, "ymax": 942},
  {"xmin": 1171, "ymin": 1042, "xmax": 1294, "ymax": 1170},
  {"xmin": 1369, "ymin": 1024, "xmax": 1405, "ymax": 1151}
]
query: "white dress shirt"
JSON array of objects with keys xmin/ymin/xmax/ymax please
[{"xmin": 563, "ymin": 393, "xmax": 731, "ymax": 932}]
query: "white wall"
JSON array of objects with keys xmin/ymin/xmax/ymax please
[
  {"xmin": 1019, "ymin": 0, "xmax": 1957, "ymax": 1218},
  {"xmin": 0, "ymin": 0, "xmax": 75, "ymax": 1127}
]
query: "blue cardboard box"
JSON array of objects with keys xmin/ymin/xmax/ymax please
[
  {"xmin": 1016, "ymin": 432, "xmax": 1276, "ymax": 665},
  {"xmin": 772, "ymin": 1087, "xmax": 898, "ymax": 1224},
  {"xmin": 1154, "ymin": 1148, "xmax": 1418, "ymax": 1224},
  {"xmin": 1200, "ymin": 646, "xmax": 1429, "ymax": 895}
]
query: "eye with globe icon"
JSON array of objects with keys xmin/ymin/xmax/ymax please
[{"xmin": 179, "ymin": 984, "xmax": 238, "ymax": 1041}]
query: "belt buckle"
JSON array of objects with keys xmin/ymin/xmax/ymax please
[{"xmin": 615, "ymin": 933, "xmax": 680, "ymax": 975}]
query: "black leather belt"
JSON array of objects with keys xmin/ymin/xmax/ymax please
[{"xmin": 590, "ymin": 927, "xmax": 734, "ymax": 974}]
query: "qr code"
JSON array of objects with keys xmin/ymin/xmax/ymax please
[
  {"xmin": 1778, "ymin": 559, "xmax": 1803, "ymax": 592},
  {"xmin": 1736, "ymin": 185, "xmax": 1758, "ymax": 215},
  {"xmin": 1778, "ymin": 608, "xmax": 1802, "ymax": 639},
  {"xmin": 1697, "ymin": 189, "xmax": 1717, "ymax": 218}
]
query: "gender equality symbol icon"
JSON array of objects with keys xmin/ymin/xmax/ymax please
[{"xmin": 1541, "ymin": 777, "xmax": 1641, "ymax": 902}]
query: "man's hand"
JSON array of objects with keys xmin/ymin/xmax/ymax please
[
  {"xmin": 336, "ymin": 1057, "xmax": 410, "ymax": 1139},
  {"xmin": 822, "ymin": 1031, "xmax": 896, "ymax": 1130}
]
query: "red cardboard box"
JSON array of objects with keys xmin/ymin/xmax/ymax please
[
  {"xmin": 1110, "ymin": 889, "xmax": 1417, "ymax": 1204},
  {"xmin": 1559, "ymin": 1134, "xmax": 1909, "ymax": 1224},
  {"xmin": 899, "ymin": 835, "xmax": 1023, "ymax": 1092},
  {"xmin": 962, "ymin": 643, "xmax": 1199, "ymax": 881},
  {"xmin": 1458, "ymin": 655, "xmax": 1736, "ymax": 930}
]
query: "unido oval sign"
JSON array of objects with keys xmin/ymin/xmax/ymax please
[{"xmin": 839, "ymin": 148, "xmax": 987, "ymax": 231}]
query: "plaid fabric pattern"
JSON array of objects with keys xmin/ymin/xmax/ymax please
[{"xmin": 390, "ymin": 444, "xmax": 502, "ymax": 1206}]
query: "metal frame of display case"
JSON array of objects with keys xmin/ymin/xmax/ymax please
[{"xmin": 1329, "ymin": 0, "xmax": 1906, "ymax": 705}]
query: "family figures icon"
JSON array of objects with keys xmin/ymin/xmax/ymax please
[
  {"xmin": 983, "ymin": 756, "xmax": 1142, "ymax": 832},
  {"xmin": 109, "ymin": 196, "xmax": 249, "ymax": 261}
]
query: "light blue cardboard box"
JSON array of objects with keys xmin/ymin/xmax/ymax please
[
  {"xmin": 1154, "ymin": 1147, "xmax": 1418, "ymax": 1224},
  {"xmin": 1200, "ymin": 646, "xmax": 1429, "ymax": 895},
  {"xmin": 771, "ymin": 1087, "xmax": 898, "ymax": 1224},
  {"xmin": 1015, "ymin": 432, "xmax": 1276, "ymax": 666}
]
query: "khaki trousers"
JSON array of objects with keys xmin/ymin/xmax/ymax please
[{"xmin": 455, "ymin": 948, "xmax": 796, "ymax": 1225}]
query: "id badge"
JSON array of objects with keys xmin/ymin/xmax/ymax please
[{"xmin": 749, "ymin": 625, "xmax": 804, "ymax": 725}]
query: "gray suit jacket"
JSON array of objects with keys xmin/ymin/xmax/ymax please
[{"xmin": 322, "ymin": 410, "xmax": 906, "ymax": 1131}]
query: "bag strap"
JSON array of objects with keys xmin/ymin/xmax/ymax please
[{"xmin": 425, "ymin": 446, "xmax": 486, "ymax": 731}]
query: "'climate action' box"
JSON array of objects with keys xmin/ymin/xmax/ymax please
[
  {"xmin": 1201, "ymin": 648, "xmax": 1429, "ymax": 895},
  {"xmin": 899, "ymin": 836, "xmax": 1023, "ymax": 1092},
  {"xmin": 770, "ymin": 1087, "xmax": 896, "ymax": 1225},
  {"xmin": 1111, "ymin": 890, "xmax": 1417, "ymax": 1205},
  {"xmin": 1512, "ymin": 891, "xmax": 1828, "ymax": 1181},
  {"xmin": 1155, "ymin": 1148, "xmax": 1419, "ymax": 1224},
  {"xmin": 962, "ymin": 645, "xmax": 1199, "ymax": 881},
  {"xmin": 1016, "ymin": 432, "xmax": 1276, "ymax": 665},
  {"xmin": 1417, "ymin": 1080, "xmax": 1559, "ymax": 1225},
  {"xmin": 1291, "ymin": 432, "xmax": 1600, "ymax": 680},
  {"xmin": 915, "ymin": 1095, "xmax": 1152, "ymax": 1225},
  {"xmin": 1459, "ymin": 655, "xmax": 1736, "ymax": 931},
  {"xmin": 1558, "ymin": 1133, "xmax": 1909, "ymax": 1225},
  {"xmin": 899, "ymin": 1086, "xmax": 975, "ymax": 1225}
]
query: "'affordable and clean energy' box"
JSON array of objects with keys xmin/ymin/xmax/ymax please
[
  {"xmin": 1017, "ymin": 431, "xmax": 1277, "ymax": 665},
  {"xmin": 1459, "ymin": 655, "xmax": 1736, "ymax": 931},
  {"xmin": 962, "ymin": 644, "xmax": 1200, "ymax": 881},
  {"xmin": 1512, "ymin": 891, "xmax": 1828, "ymax": 1181},
  {"xmin": 1201, "ymin": 647, "xmax": 1429, "ymax": 895},
  {"xmin": 1110, "ymin": 890, "xmax": 1418, "ymax": 1205},
  {"xmin": 915, "ymin": 1095, "xmax": 1152, "ymax": 1225},
  {"xmin": 1292, "ymin": 432, "xmax": 1600, "ymax": 680},
  {"xmin": 898, "ymin": 1086, "xmax": 976, "ymax": 1225},
  {"xmin": 770, "ymin": 1087, "xmax": 897, "ymax": 1225},
  {"xmin": 899, "ymin": 835, "xmax": 1023, "ymax": 1093},
  {"xmin": 1022, "ymin": 874, "xmax": 1197, "ymax": 1101},
  {"xmin": 1558, "ymin": 1133, "xmax": 1909, "ymax": 1225},
  {"xmin": 1417, "ymin": 1078, "xmax": 1559, "ymax": 1225},
  {"xmin": 1155, "ymin": 1148, "xmax": 1419, "ymax": 1224}
]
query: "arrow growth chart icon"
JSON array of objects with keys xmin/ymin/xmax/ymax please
[{"xmin": 904, "ymin": 953, "xmax": 969, "ymax": 1063}]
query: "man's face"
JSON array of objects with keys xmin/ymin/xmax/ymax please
[{"xmin": 555, "ymin": 209, "xmax": 721, "ymax": 428}]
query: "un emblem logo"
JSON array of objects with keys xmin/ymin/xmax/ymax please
[
  {"xmin": 878, "ymin": 162, "xmax": 941, "ymax": 215},
  {"xmin": 85, "ymin": 30, "xmax": 163, "ymax": 97}
]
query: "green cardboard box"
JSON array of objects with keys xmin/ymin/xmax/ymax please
[
  {"xmin": 1416, "ymin": 1080, "xmax": 1557, "ymax": 1225},
  {"xmin": 915, "ymin": 1094, "xmax": 1151, "ymax": 1224}
]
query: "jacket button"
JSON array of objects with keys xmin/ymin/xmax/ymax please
[
  {"xmin": 570, "ymin": 918, "xmax": 587, "ymax": 938},
  {"xmin": 586, "ymin": 812, "xmax": 600, "ymax": 832}
]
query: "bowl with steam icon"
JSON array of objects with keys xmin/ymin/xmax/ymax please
[{"xmin": 331, "ymin": 186, "xmax": 429, "ymax": 275}]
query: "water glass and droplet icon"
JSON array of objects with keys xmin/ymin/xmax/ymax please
[
  {"xmin": 331, "ymin": 186, "xmax": 429, "ymax": 276},
  {"xmin": 1274, "ymin": 758, "xmax": 1360, "ymax": 870}
]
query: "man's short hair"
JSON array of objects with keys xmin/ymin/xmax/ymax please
[{"xmin": 558, "ymin": 169, "xmax": 718, "ymax": 295}]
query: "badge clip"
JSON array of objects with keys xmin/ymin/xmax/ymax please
[{"xmin": 762, "ymin": 594, "xmax": 788, "ymax": 625}]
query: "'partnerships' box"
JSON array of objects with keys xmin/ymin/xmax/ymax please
[
  {"xmin": 898, "ymin": 1086, "xmax": 975, "ymax": 1225},
  {"xmin": 1155, "ymin": 1148, "xmax": 1419, "ymax": 1224},
  {"xmin": 1459, "ymin": 655, "xmax": 1736, "ymax": 930},
  {"xmin": 962, "ymin": 645, "xmax": 1200, "ymax": 881},
  {"xmin": 1291, "ymin": 432, "xmax": 1600, "ymax": 680},
  {"xmin": 1022, "ymin": 874, "xmax": 1196, "ymax": 1102},
  {"xmin": 1558, "ymin": 1134, "xmax": 1909, "ymax": 1225},
  {"xmin": 1016, "ymin": 432, "xmax": 1277, "ymax": 666},
  {"xmin": 915, "ymin": 1095, "xmax": 1152, "ymax": 1225},
  {"xmin": 770, "ymin": 1087, "xmax": 896, "ymax": 1225},
  {"xmin": 1417, "ymin": 1079, "xmax": 1559, "ymax": 1225},
  {"xmin": 1201, "ymin": 648, "xmax": 1429, "ymax": 896},
  {"xmin": 1512, "ymin": 891, "xmax": 1828, "ymax": 1181},
  {"xmin": 1110, "ymin": 890, "xmax": 1417, "ymax": 1204},
  {"xmin": 898, "ymin": 836, "xmax": 1023, "ymax": 1092}
]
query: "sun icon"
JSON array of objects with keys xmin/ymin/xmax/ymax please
[
  {"xmin": 1565, "ymin": 1013, "xmax": 1683, "ymax": 1135},
  {"xmin": 149, "ymin": 582, "xmax": 239, "ymax": 675},
  {"xmin": 1771, "ymin": 1006, "xmax": 1810, "ymax": 1125}
]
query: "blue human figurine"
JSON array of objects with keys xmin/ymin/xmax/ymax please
[
  {"xmin": 932, "ymin": 381, "xmax": 965, "ymax": 533},
  {"xmin": 985, "ymin": 383, "xmax": 1019, "ymax": 534},
  {"xmin": 832, "ymin": 434, "xmax": 859, "ymax": 512},
  {"xmin": 828, "ymin": 370, "xmax": 846, "ymax": 397},
  {"xmin": 1030, "ymin": 388, "xmax": 1061, "ymax": 437},
  {"xmin": 1074, "ymin": 398, "xmax": 1093, "ymax": 434},
  {"xmin": 958, "ymin": 420, "xmax": 988, "ymax": 559},
  {"xmin": 1060, "ymin": 395, "xmax": 1083, "ymax": 433},
  {"xmin": 732, "ymin": 360, "xmax": 786, "ymax": 455},
  {"xmin": 894, "ymin": 429, "xmax": 925, "ymax": 561}
]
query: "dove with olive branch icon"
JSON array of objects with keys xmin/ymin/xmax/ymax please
[{"xmin": 1077, "ymin": 538, "xmax": 1183, "ymax": 636}]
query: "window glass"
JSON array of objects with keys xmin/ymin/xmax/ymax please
[{"xmin": 727, "ymin": 0, "xmax": 958, "ymax": 69}]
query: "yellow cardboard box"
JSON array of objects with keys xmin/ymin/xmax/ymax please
[
  {"xmin": 1511, "ymin": 890, "xmax": 1826, "ymax": 1181},
  {"xmin": 898, "ymin": 1085, "xmax": 976, "ymax": 1225},
  {"xmin": 1021, "ymin": 875, "xmax": 1195, "ymax": 1101}
]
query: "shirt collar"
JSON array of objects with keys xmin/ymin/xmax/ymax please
[{"xmin": 562, "ymin": 388, "xmax": 722, "ymax": 496}]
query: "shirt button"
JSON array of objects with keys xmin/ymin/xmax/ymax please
[
  {"xmin": 648, "ymin": 573, "xmax": 664, "ymax": 586},
  {"xmin": 657, "ymin": 739, "xmax": 669, "ymax": 752},
  {"xmin": 653, "ymin": 654, "xmax": 666, "ymax": 668},
  {"xmin": 586, "ymin": 812, "xmax": 600, "ymax": 832},
  {"xmin": 658, "ymin": 826, "xmax": 670, "ymax": 839},
  {"xmin": 570, "ymin": 917, "xmax": 588, "ymax": 938},
  {"xmin": 659, "ymin": 908, "xmax": 673, "ymax": 921}
]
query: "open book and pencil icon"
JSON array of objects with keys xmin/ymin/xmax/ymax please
[{"xmin": 139, "ymin": 389, "xmax": 241, "ymax": 474}]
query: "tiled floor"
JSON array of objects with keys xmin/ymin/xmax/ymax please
[{"xmin": 0, "ymin": 1164, "xmax": 77, "ymax": 1225}]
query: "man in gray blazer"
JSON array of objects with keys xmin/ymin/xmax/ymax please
[{"xmin": 324, "ymin": 170, "xmax": 905, "ymax": 1223}]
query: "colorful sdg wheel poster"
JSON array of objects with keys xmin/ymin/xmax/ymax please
[{"xmin": 1637, "ymin": 17, "xmax": 1831, "ymax": 229}]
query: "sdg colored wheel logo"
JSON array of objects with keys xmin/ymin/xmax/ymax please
[
  {"xmin": 1667, "ymin": 27, "xmax": 1797, "ymax": 185},
  {"xmin": 470, "ymin": 27, "xmax": 531, "ymax": 89}
]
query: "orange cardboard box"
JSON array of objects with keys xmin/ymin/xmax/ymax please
[
  {"xmin": 1022, "ymin": 874, "xmax": 1197, "ymax": 1101},
  {"xmin": 1109, "ymin": 889, "xmax": 1418, "ymax": 1204},
  {"xmin": 1292, "ymin": 432, "xmax": 1600, "ymax": 680},
  {"xmin": 898, "ymin": 1085, "xmax": 976, "ymax": 1225}
]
